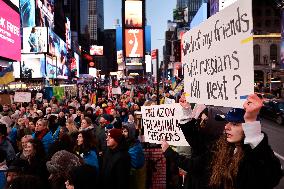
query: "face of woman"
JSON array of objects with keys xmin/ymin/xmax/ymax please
[
  {"xmin": 77, "ymin": 133, "xmax": 83, "ymax": 145},
  {"xmin": 81, "ymin": 119, "xmax": 88, "ymax": 129},
  {"xmin": 25, "ymin": 142, "xmax": 34, "ymax": 157},
  {"xmin": 35, "ymin": 120, "xmax": 45, "ymax": 132},
  {"xmin": 28, "ymin": 122, "xmax": 35, "ymax": 131},
  {"xmin": 224, "ymin": 122, "xmax": 244, "ymax": 144},
  {"xmin": 122, "ymin": 129, "xmax": 128, "ymax": 138}
]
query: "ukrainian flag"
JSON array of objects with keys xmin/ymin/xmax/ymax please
[{"xmin": 0, "ymin": 65, "xmax": 15, "ymax": 85}]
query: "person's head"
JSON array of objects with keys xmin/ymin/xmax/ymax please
[
  {"xmin": 35, "ymin": 119, "xmax": 48, "ymax": 132},
  {"xmin": 224, "ymin": 108, "xmax": 246, "ymax": 144},
  {"xmin": 66, "ymin": 118, "xmax": 78, "ymax": 133},
  {"xmin": 46, "ymin": 107, "xmax": 52, "ymax": 115},
  {"xmin": 107, "ymin": 101, "xmax": 113, "ymax": 107},
  {"xmin": 24, "ymin": 138, "xmax": 45, "ymax": 159},
  {"xmin": 76, "ymin": 130, "xmax": 96, "ymax": 150},
  {"xmin": 76, "ymin": 109, "xmax": 82, "ymax": 116},
  {"xmin": 110, "ymin": 108, "xmax": 117, "ymax": 116},
  {"xmin": 106, "ymin": 128, "xmax": 123, "ymax": 150},
  {"xmin": 68, "ymin": 106, "xmax": 75, "ymax": 114},
  {"xmin": 3, "ymin": 104, "xmax": 10, "ymax": 112},
  {"xmin": 28, "ymin": 121, "xmax": 35, "ymax": 131},
  {"xmin": 128, "ymin": 114, "xmax": 134, "ymax": 122},
  {"xmin": 6, "ymin": 159, "xmax": 29, "ymax": 184},
  {"xmin": 99, "ymin": 114, "xmax": 111, "ymax": 127},
  {"xmin": 65, "ymin": 164, "xmax": 97, "ymax": 189},
  {"xmin": 80, "ymin": 117, "xmax": 92, "ymax": 130},
  {"xmin": 17, "ymin": 118, "xmax": 25, "ymax": 127},
  {"xmin": 121, "ymin": 126, "xmax": 129, "ymax": 138},
  {"xmin": 11, "ymin": 103, "xmax": 17, "ymax": 111},
  {"xmin": 20, "ymin": 135, "xmax": 33, "ymax": 151},
  {"xmin": 32, "ymin": 104, "xmax": 37, "ymax": 110}
]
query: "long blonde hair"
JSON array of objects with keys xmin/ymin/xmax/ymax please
[
  {"xmin": 209, "ymin": 135, "xmax": 244, "ymax": 189},
  {"xmin": 66, "ymin": 118, "xmax": 78, "ymax": 134}
]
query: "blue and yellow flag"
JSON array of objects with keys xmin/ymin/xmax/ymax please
[{"xmin": 0, "ymin": 65, "xmax": 15, "ymax": 85}]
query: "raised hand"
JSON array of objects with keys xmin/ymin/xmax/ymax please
[
  {"xmin": 179, "ymin": 93, "xmax": 190, "ymax": 109},
  {"xmin": 161, "ymin": 139, "xmax": 170, "ymax": 153},
  {"xmin": 243, "ymin": 94, "xmax": 263, "ymax": 123}
]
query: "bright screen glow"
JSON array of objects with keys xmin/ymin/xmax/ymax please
[
  {"xmin": 22, "ymin": 27, "xmax": 48, "ymax": 53},
  {"xmin": 125, "ymin": 29, "xmax": 144, "ymax": 58},
  {"xmin": 125, "ymin": 1, "xmax": 142, "ymax": 28},
  {"xmin": 21, "ymin": 54, "xmax": 46, "ymax": 78},
  {"xmin": 90, "ymin": 45, "xmax": 103, "ymax": 55},
  {"xmin": 46, "ymin": 55, "xmax": 57, "ymax": 78}
]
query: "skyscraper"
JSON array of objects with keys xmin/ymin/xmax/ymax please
[
  {"xmin": 177, "ymin": 0, "xmax": 188, "ymax": 9},
  {"xmin": 187, "ymin": 0, "xmax": 204, "ymax": 23}
]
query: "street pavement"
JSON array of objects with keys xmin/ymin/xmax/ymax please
[{"xmin": 261, "ymin": 118, "xmax": 284, "ymax": 189}]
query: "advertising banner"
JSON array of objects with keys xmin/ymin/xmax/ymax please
[
  {"xmin": 53, "ymin": 86, "xmax": 65, "ymax": 100},
  {"xmin": 48, "ymin": 29, "xmax": 69, "ymax": 79},
  {"xmin": 0, "ymin": 1, "xmax": 21, "ymax": 61},
  {"xmin": 182, "ymin": 0, "xmax": 254, "ymax": 108},
  {"xmin": 12, "ymin": 62, "xmax": 21, "ymax": 78},
  {"xmin": 145, "ymin": 54, "xmax": 152, "ymax": 73},
  {"xmin": 125, "ymin": 29, "xmax": 144, "ymax": 58},
  {"xmin": 22, "ymin": 27, "xmax": 48, "ymax": 53},
  {"xmin": 90, "ymin": 45, "xmax": 103, "ymax": 56},
  {"xmin": 35, "ymin": 0, "xmax": 55, "ymax": 28},
  {"xmin": 14, "ymin": 92, "xmax": 31, "ymax": 102},
  {"xmin": 141, "ymin": 103, "xmax": 189, "ymax": 146},
  {"xmin": 20, "ymin": 0, "xmax": 35, "ymax": 27},
  {"xmin": 125, "ymin": 1, "xmax": 142, "ymax": 28},
  {"xmin": 125, "ymin": 57, "xmax": 143, "ymax": 66},
  {"xmin": 21, "ymin": 54, "xmax": 46, "ymax": 78},
  {"xmin": 73, "ymin": 53, "xmax": 80, "ymax": 77},
  {"xmin": 117, "ymin": 50, "xmax": 123, "ymax": 65},
  {"xmin": 46, "ymin": 55, "xmax": 57, "ymax": 78},
  {"xmin": 66, "ymin": 17, "xmax": 71, "ymax": 50}
]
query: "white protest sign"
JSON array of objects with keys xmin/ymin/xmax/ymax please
[
  {"xmin": 141, "ymin": 103, "xmax": 189, "ymax": 146},
  {"xmin": 14, "ymin": 92, "xmax": 31, "ymax": 102},
  {"xmin": 112, "ymin": 87, "xmax": 122, "ymax": 95},
  {"xmin": 182, "ymin": 0, "xmax": 254, "ymax": 108},
  {"xmin": 164, "ymin": 97, "xmax": 175, "ymax": 104}
]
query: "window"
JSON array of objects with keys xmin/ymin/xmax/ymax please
[
  {"xmin": 270, "ymin": 44, "xmax": 277, "ymax": 62},
  {"xmin": 254, "ymin": 45, "xmax": 260, "ymax": 64}
]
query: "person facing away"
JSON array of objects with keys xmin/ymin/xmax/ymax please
[{"xmin": 161, "ymin": 94, "xmax": 283, "ymax": 189}]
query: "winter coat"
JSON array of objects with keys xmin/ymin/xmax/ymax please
[
  {"xmin": 0, "ymin": 139, "xmax": 15, "ymax": 163},
  {"xmin": 128, "ymin": 140, "xmax": 145, "ymax": 169},
  {"xmin": 101, "ymin": 142, "xmax": 131, "ymax": 189},
  {"xmin": 81, "ymin": 149, "xmax": 99, "ymax": 172},
  {"xmin": 32, "ymin": 131, "xmax": 54, "ymax": 154},
  {"xmin": 164, "ymin": 118, "xmax": 283, "ymax": 189}
]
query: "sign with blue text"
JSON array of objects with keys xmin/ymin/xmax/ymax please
[
  {"xmin": 141, "ymin": 103, "xmax": 189, "ymax": 146},
  {"xmin": 182, "ymin": 0, "xmax": 253, "ymax": 108}
]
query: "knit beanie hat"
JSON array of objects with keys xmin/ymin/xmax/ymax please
[
  {"xmin": 108, "ymin": 128, "xmax": 123, "ymax": 143},
  {"xmin": 46, "ymin": 150, "xmax": 82, "ymax": 175}
]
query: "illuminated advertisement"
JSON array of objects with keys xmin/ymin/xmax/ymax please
[
  {"xmin": 145, "ymin": 55, "xmax": 151, "ymax": 73},
  {"xmin": 89, "ymin": 68, "xmax": 97, "ymax": 77},
  {"xmin": 125, "ymin": 29, "xmax": 144, "ymax": 58},
  {"xmin": 145, "ymin": 25, "xmax": 151, "ymax": 53},
  {"xmin": 46, "ymin": 55, "xmax": 57, "ymax": 78},
  {"xmin": 9, "ymin": 0, "xmax": 19, "ymax": 8},
  {"xmin": 90, "ymin": 45, "xmax": 103, "ymax": 56},
  {"xmin": 117, "ymin": 50, "xmax": 123, "ymax": 64},
  {"xmin": 209, "ymin": 0, "xmax": 219, "ymax": 16},
  {"xmin": 125, "ymin": 1, "xmax": 142, "ymax": 28},
  {"xmin": 116, "ymin": 27, "xmax": 122, "ymax": 51},
  {"xmin": 66, "ymin": 17, "xmax": 71, "ymax": 50},
  {"xmin": 125, "ymin": 57, "xmax": 142, "ymax": 66},
  {"xmin": 12, "ymin": 62, "xmax": 21, "ymax": 78},
  {"xmin": 35, "ymin": 0, "xmax": 54, "ymax": 28},
  {"xmin": 48, "ymin": 29, "xmax": 69, "ymax": 79},
  {"xmin": 73, "ymin": 52, "xmax": 80, "ymax": 77},
  {"xmin": 0, "ymin": 1, "xmax": 21, "ymax": 61},
  {"xmin": 21, "ymin": 54, "xmax": 46, "ymax": 78},
  {"xmin": 20, "ymin": 0, "xmax": 35, "ymax": 27},
  {"xmin": 22, "ymin": 27, "xmax": 48, "ymax": 53}
]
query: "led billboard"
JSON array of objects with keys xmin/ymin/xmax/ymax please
[
  {"xmin": 125, "ymin": 1, "xmax": 142, "ymax": 28},
  {"xmin": 117, "ymin": 50, "xmax": 123, "ymax": 64},
  {"xmin": 20, "ymin": 0, "xmax": 35, "ymax": 27},
  {"xmin": 125, "ymin": 57, "xmax": 142, "ymax": 66},
  {"xmin": 0, "ymin": 1, "xmax": 21, "ymax": 61},
  {"xmin": 21, "ymin": 54, "xmax": 46, "ymax": 78},
  {"xmin": 90, "ymin": 45, "xmax": 103, "ymax": 56},
  {"xmin": 48, "ymin": 29, "xmax": 69, "ymax": 79},
  {"xmin": 46, "ymin": 55, "xmax": 57, "ymax": 78},
  {"xmin": 72, "ymin": 53, "xmax": 80, "ymax": 77},
  {"xmin": 125, "ymin": 29, "xmax": 144, "ymax": 58},
  {"xmin": 35, "ymin": 0, "xmax": 55, "ymax": 28},
  {"xmin": 22, "ymin": 27, "xmax": 48, "ymax": 53},
  {"xmin": 12, "ymin": 62, "xmax": 21, "ymax": 78},
  {"xmin": 66, "ymin": 17, "xmax": 71, "ymax": 50}
]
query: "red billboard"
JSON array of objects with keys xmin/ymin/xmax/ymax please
[
  {"xmin": 0, "ymin": 1, "xmax": 21, "ymax": 61},
  {"xmin": 125, "ymin": 29, "xmax": 144, "ymax": 58},
  {"xmin": 125, "ymin": 1, "xmax": 142, "ymax": 28}
]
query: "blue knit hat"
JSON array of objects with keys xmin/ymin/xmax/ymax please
[{"xmin": 225, "ymin": 108, "xmax": 245, "ymax": 123}]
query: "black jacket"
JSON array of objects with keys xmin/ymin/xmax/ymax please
[
  {"xmin": 101, "ymin": 142, "xmax": 131, "ymax": 189},
  {"xmin": 164, "ymin": 115, "xmax": 282, "ymax": 189}
]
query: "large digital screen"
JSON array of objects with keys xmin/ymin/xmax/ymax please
[
  {"xmin": 22, "ymin": 27, "xmax": 48, "ymax": 53},
  {"xmin": 125, "ymin": 1, "xmax": 142, "ymax": 28},
  {"xmin": 20, "ymin": 0, "xmax": 35, "ymax": 27},
  {"xmin": 21, "ymin": 54, "xmax": 46, "ymax": 78},
  {"xmin": 117, "ymin": 50, "xmax": 123, "ymax": 64},
  {"xmin": 90, "ymin": 45, "xmax": 103, "ymax": 55},
  {"xmin": 35, "ymin": 0, "xmax": 54, "ymax": 28},
  {"xmin": 46, "ymin": 55, "xmax": 57, "ymax": 78},
  {"xmin": 72, "ymin": 53, "xmax": 79, "ymax": 77},
  {"xmin": 66, "ymin": 17, "xmax": 71, "ymax": 50},
  {"xmin": 48, "ymin": 29, "xmax": 69, "ymax": 79},
  {"xmin": 125, "ymin": 29, "xmax": 144, "ymax": 58},
  {"xmin": 0, "ymin": 1, "xmax": 21, "ymax": 61},
  {"xmin": 125, "ymin": 57, "xmax": 142, "ymax": 66}
]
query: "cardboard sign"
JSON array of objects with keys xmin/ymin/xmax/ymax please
[
  {"xmin": 112, "ymin": 87, "xmax": 122, "ymax": 95},
  {"xmin": 141, "ymin": 103, "xmax": 189, "ymax": 146},
  {"xmin": 14, "ymin": 92, "xmax": 31, "ymax": 102},
  {"xmin": 182, "ymin": 0, "xmax": 254, "ymax": 108}
]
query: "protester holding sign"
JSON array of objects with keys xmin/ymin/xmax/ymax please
[{"xmin": 161, "ymin": 94, "xmax": 282, "ymax": 189}]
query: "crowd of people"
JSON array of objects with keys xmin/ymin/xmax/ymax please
[{"xmin": 0, "ymin": 84, "xmax": 282, "ymax": 189}]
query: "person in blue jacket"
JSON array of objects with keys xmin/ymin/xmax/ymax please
[
  {"xmin": 74, "ymin": 130, "xmax": 99, "ymax": 172},
  {"xmin": 32, "ymin": 119, "xmax": 54, "ymax": 154}
]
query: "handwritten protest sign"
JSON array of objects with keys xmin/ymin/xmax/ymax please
[
  {"xmin": 14, "ymin": 92, "xmax": 31, "ymax": 102},
  {"xmin": 141, "ymin": 103, "xmax": 189, "ymax": 146},
  {"xmin": 112, "ymin": 87, "xmax": 122, "ymax": 95},
  {"xmin": 182, "ymin": 0, "xmax": 254, "ymax": 108}
]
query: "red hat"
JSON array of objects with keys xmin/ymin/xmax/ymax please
[{"xmin": 108, "ymin": 128, "xmax": 123, "ymax": 143}]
